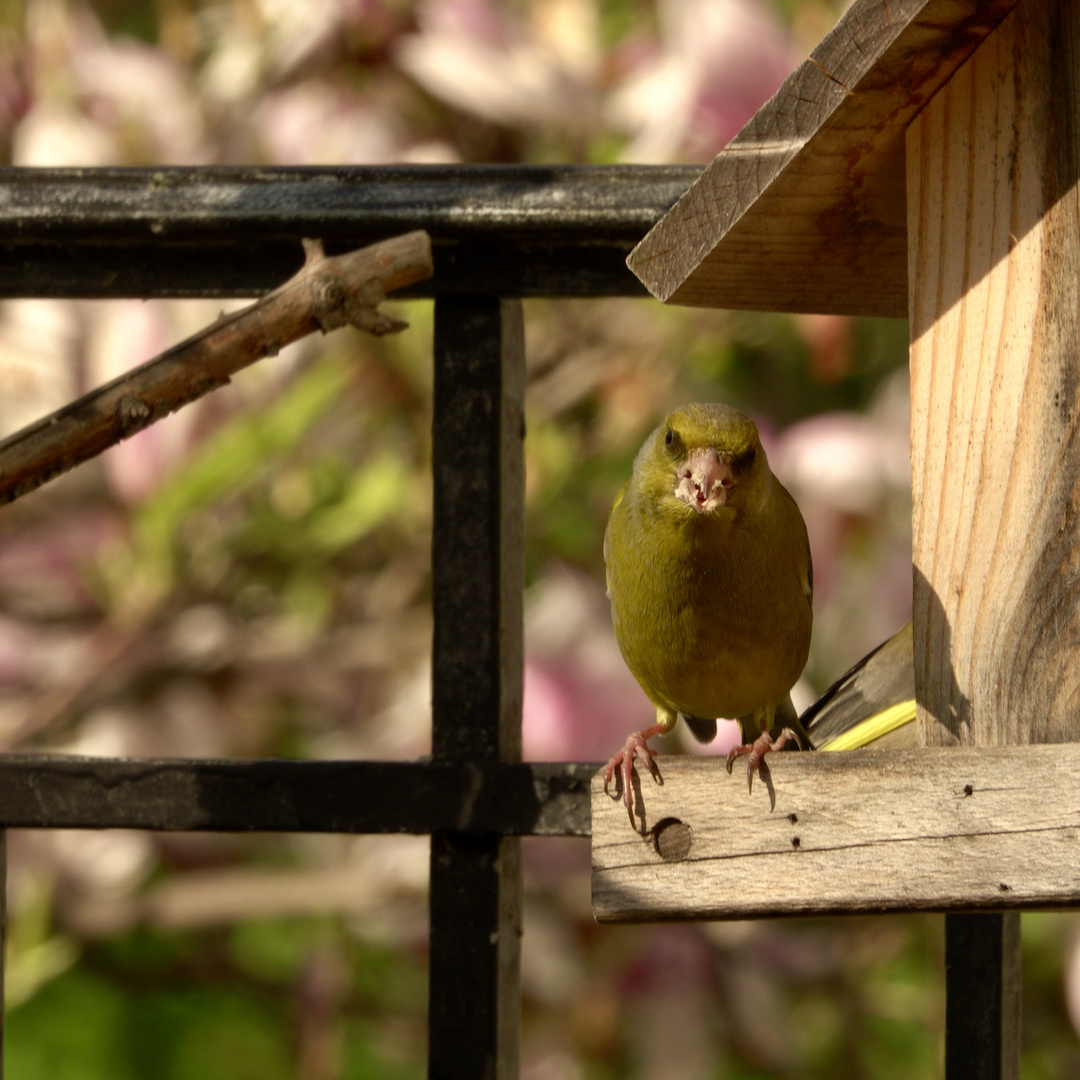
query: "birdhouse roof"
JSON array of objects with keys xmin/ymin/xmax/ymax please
[{"xmin": 626, "ymin": 0, "xmax": 1020, "ymax": 318}]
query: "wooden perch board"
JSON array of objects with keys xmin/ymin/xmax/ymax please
[
  {"xmin": 626, "ymin": 0, "xmax": 1020, "ymax": 317},
  {"xmin": 591, "ymin": 747, "xmax": 1080, "ymax": 922}
]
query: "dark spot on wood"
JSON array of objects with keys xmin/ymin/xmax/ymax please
[
  {"xmin": 963, "ymin": 783, "xmax": 973, "ymax": 796},
  {"xmin": 998, "ymin": 882, "xmax": 1010, "ymax": 892},
  {"xmin": 652, "ymin": 817, "xmax": 692, "ymax": 862},
  {"xmin": 788, "ymin": 813, "xmax": 798, "ymax": 824},
  {"xmin": 792, "ymin": 836, "xmax": 801, "ymax": 849}
]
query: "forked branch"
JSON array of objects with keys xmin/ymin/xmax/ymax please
[{"xmin": 0, "ymin": 229, "xmax": 433, "ymax": 505}]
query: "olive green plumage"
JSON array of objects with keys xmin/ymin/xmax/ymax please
[{"xmin": 604, "ymin": 403, "xmax": 813, "ymax": 748}]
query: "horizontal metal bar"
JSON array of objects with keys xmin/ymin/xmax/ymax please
[
  {"xmin": 0, "ymin": 756, "xmax": 595, "ymax": 836},
  {"xmin": 0, "ymin": 165, "xmax": 701, "ymax": 237},
  {"xmin": 0, "ymin": 165, "xmax": 700, "ymax": 298}
]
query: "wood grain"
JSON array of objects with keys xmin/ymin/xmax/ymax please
[
  {"xmin": 909, "ymin": 1, "xmax": 1080, "ymax": 747},
  {"xmin": 626, "ymin": 0, "xmax": 1019, "ymax": 317},
  {"xmin": 591, "ymin": 748, "xmax": 1080, "ymax": 922}
]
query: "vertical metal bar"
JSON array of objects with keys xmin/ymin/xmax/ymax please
[
  {"xmin": 429, "ymin": 297, "xmax": 524, "ymax": 1080},
  {"xmin": 945, "ymin": 912, "xmax": 1020, "ymax": 1080}
]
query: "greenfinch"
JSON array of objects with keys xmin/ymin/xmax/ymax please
[
  {"xmin": 603, "ymin": 403, "xmax": 813, "ymax": 814},
  {"xmin": 804, "ymin": 622, "xmax": 916, "ymax": 751}
]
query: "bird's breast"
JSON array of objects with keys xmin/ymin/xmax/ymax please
[{"xmin": 607, "ymin": 501, "xmax": 810, "ymax": 720}]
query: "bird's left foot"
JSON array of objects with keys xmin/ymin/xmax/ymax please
[{"xmin": 726, "ymin": 728, "xmax": 802, "ymax": 792}]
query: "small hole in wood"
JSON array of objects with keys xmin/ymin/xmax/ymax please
[
  {"xmin": 792, "ymin": 836, "xmax": 801, "ymax": 849},
  {"xmin": 963, "ymin": 784, "xmax": 974, "ymax": 796},
  {"xmin": 999, "ymin": 882, "xmax": 1010, "ymax": 892},
  {"xmin": 788, "ymin": 813, "xmax": 798, "ymax": 824},
  {"xmin": 652, "ymin": 817, "xmax": 692, "ymax": 862}
]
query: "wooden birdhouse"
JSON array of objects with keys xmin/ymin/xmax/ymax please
[{"xmin": 591, "ymin": 1, "xmax": 1080, "ymax": 1073}]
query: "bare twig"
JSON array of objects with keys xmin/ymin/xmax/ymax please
[{"xmin": 0, "ymin": 230, "xmax": 433, "ymax": 505}]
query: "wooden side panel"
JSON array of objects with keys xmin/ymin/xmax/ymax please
[
  {"xmin": 590, "ymin": 748, "xmax": 1080, "ymax": 922},
  {"xmin": 909, "ymin": 1, "xmax": 1080, "ymax": 746}
]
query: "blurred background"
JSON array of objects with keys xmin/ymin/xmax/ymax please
[{"xmin": 0, "ymin": 0, "xmax": 1075, "ymax": 1077}]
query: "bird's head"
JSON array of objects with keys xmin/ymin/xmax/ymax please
[{"xmin": 634, "ymin": 403, "xmax": 768, "ymax": 518}]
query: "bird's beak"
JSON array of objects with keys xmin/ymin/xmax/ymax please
[{"xmin": 675, "ymin": 448, "xmax": 733, "ymax": 513}]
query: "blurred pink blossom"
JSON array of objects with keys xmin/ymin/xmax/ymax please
[
  {"xmin": 419, "ymin": 0, "xmax": 516, "ymax": 49},
  {"xmin": 771, "ymin": 374, "xmax": 914, "ymax": 674},
  {"xmin": 396, "ymin": 0, "xmax": 599, "ymax": 136},
  {"xmin": 0, "ymin": 34, "xmax": 30, "ymax": 139},
  {"xmin": 18, "ymin": 3, "xmax": 208, "ymax": 166},
  {"xmin": 608, "ymin": 0, "xmax": 797, "ymax": 162},
  {"xmin": 522, "ymin": 567, "xmax": 652, "ymax": 762},
  {"xmin": 773, "ymin": 403, "xmax": 910, "ymax": 520},
  {"xmin": 71, "ymin": 36, "xmax": 210, "ymax": 164},
  {"xmin": 0, "ymin": 511, "xmax": 119, "ymax": 619},
  {"xmin": 255, "ymin": 81, "xmax": 414, "ymax": 164},
  {"xmin": 0, "ymin": 614, "xmax": 93, "ymax": 688}
]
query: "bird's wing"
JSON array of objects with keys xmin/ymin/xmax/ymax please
[
  {"xmin": 603, "ymin": 481, "xmax": 629, "ymax": 599},
  {"xmin": 803, "ymin": 622, "xmax": 915, "ymax": 751}
]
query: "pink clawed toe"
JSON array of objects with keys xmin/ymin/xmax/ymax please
[
  {"xmin": 603, "ymin": 723, "xmax": 666, "ymax": 823},
  {"xmin": 726, "ymin": 727, "xmax": 801, "ymax": 792}
]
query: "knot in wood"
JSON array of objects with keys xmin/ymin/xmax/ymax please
[
  {"xmin": 652, "ymin": 817, "xmax": 692, "ymax": 862},
  {"xmin": 114, "ymin": 394, "xmax": 151, "ymax": 437},
  {"xmin": 309, "ymin": 273, "xmax": 350, "ymax": 333}
]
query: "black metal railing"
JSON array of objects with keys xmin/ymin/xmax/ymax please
[{"xmin": 0, "ymin": 163, "xmax": 697, "ymax": 1080}]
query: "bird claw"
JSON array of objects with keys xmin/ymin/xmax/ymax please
[
  {"xmin": 725, "ymin": 727, "xmax": 802, "ymax": 792},
  {"xmin": 603, "ymin": 728, "xmax": 664, "ymax": 824}
]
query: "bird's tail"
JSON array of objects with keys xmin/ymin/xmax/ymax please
[{"xmin": 681, "ymin": 714, "xmax": 718, "ymax": 743}]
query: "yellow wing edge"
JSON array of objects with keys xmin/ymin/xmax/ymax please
[{"xmin": 818, "ymin": 699, "xmax": 916, "ymax": 752}]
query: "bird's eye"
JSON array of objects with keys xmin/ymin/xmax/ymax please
[{"xmin": 664, "ymin": 429, "xmax": 675, "ymax": 448}]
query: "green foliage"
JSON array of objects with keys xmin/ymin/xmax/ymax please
[
  {"xmin": 139, "ymin": 990, "xmax": 291, "ymax": 1080},
  {"xmin": 525, "ymin": 415, "xmax": 638, "ymax": 577},
  {"xmin": 8, "ymin": 969, "xmax": 138, "ymax": 1080},
  {"xmin": 132, "ymin": 357, "xmax": 355, "ymax": 591},
  {"xmin": 6, "ymin": 874, "xmax": 80, "ymax": 1008},
  {"xmin": 596, "ymin": 0, "xmax": 658, "ymax": 49},
  {"xmin": 689, "ymin": 314, "xmax": 909, "ymax": 426},
  {"xmin": 8, "ymin": 922, "xmax": 429, "ymax": 1080},
  {"xmin": 228, "ymin": 918, "xmax": 338, "ymax": 984},
  {"xmin": 340, "ymin": 1018, "xmax": 424, "ymax": 1080}
]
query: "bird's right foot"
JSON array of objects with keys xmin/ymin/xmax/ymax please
[{"xmin": 603, "ymin": 725, "xmax": 665, "ymax": 823}]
